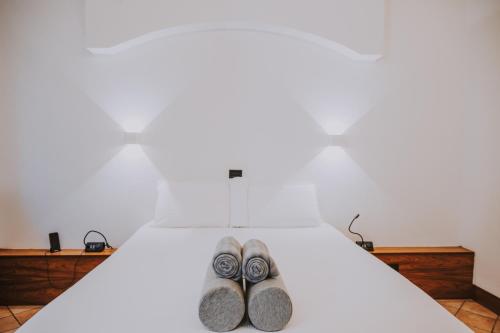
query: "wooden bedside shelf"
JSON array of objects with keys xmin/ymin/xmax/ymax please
[
  {"xmin": 372, "ymin": 246, "xmax": 474, "ymax": 299},
  {"xmin": 0, "ymin": 248, "xmax": 116, "ymax": 256},
  {"xmin": 0, "ymin": 248, "xmax": 116, "ymax": 305},
  {"xmin": 372, "ymin": 246, "xmax": 472, "ymax": 254}
]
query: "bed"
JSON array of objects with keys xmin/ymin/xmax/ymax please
[{"xmin": 17, "ymin": 222, "xmax": 471, "ymax": 332}]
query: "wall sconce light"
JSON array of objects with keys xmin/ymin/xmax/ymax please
[
  {"xmin": 124, "ymin": 132, "xmax": 140, "ymax": 145},
  {"xmin": 329, "ymin": 134, "xmax": 347, "ymax": 147}
]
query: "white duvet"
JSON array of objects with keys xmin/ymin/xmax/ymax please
[{"xmin": 18, "ymin": 223, "xmax": 471, "ymax": 333}]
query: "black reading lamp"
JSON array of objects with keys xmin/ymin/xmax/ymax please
[{"xmin": 348, "ymin": 214, "xmax": 374, "ymax": 252}]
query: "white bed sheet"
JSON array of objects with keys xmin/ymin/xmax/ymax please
[{"xmin": 18, "ymin": 223, "xmax": 471, "ymax": 333}]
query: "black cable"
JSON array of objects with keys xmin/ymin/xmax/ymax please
[
  {"xmin": 348, "ymin": 213, "xmax": 365, "ymax": 245},
  {"xmin": 83, "ymin": 230, "xmax": 112, "ymax": 248}
]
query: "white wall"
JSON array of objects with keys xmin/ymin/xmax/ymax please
[
  {"xmin": 85, "ymin": 0, "xmax": 384, "ymax": 56},
  {"xmin": 0, "ymin": 0, "xmax": 499, "ymax": 296},
  {"xmin": 459, "ymin": 0, "xmax": 500, "ymax": 297},
  {"xmin": 0, "ymin": 0, "xmax": 11, "ymax": 246}
]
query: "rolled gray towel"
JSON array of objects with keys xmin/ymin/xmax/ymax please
[
  {"xmin": 242, "ymin": 239, "xmax": 279, "ymax": 283},
  {"xmin": 247, "ymin": 274, "xmax": 293, "ymax": 332},
  {"xmin": 212, "ymin": 236, "xmax": 242, "ymax": 281},
  {"xmin": 199, "ymin": 266, "xmax": 245, "ymax": 332}
]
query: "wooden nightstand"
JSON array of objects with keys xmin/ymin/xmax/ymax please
[
  {"xmin": 0, "ymin": 248, "xmax": 116, "ymax": 305},
  {"xmin": 372, "ymin": 246, "xmax": 474, "ymax": 299}
]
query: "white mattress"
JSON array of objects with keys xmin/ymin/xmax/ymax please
[{"xmin": 18, "ymin": 223, "xmax": 471, "ymax": 333}]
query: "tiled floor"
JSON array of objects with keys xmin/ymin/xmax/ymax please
[
  {"xmin": 437, "ymin": 299, "xmax": 499, "ymax": 333},
  {"xmin": 0, "ymin": 306, "xmax": 42, "ymax": 333},
  {"xmin": 0, "ymin": 300, "xmax": 498, "ymax": 332}
]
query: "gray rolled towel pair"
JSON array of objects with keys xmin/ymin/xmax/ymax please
[
  {"xmin": 212, "ymin": 236, "xmax": 242, "ymax": 281},
  {"xmin": 200, "ymin": 237, "xmax": 292, "ymax": 332},
  {"xmin": 242, "ymin": 239, "xmax": 280, "ymax": 284}
]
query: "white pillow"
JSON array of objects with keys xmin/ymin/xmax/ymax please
[
  {"xmin": 152, "ymin": 181, "xmax": 229, "ymax": 227},
  {"xmin": 248, "ymin": 184, "xmax": 322, "ymax": 227}
]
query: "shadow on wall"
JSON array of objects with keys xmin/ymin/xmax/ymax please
[
  {"xmin": 15, "ymin": 68, "xmax": 125, "ymax": 218},
  {"xmin": 0, "ymin": 77, "xmax": 38, "ymax": 246},
  {"xmin": 0, "ymin": 192, "xmax": 40, "ymax": 247},
  {"xmin": 140, "ymin": 83, "xmax": 327, "ymax": 184},
  {"xmin": 341, "ymin": 90, "xmax": 464, "ymax": 243},
  {"xmin": 458, "ymin": 5, "xmax": 500, "ymax": 296}
]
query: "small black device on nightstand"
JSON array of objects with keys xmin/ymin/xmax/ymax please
[
  {"xmin": 355, "ymin": 240, "xmax": 374, "ymax": 252},
  {"xmin": 49, "ymin": 232, "xmax": 61, "ymax": 253},
  {"xmin": 348, "ymin": 214, "xmax": 374, "ymax": 252},
  {"xmin": 84, "ymin": 230, "xmax": 112, "ymax": 253}
]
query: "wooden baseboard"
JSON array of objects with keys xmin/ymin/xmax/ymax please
[{"xmin": 472, "ymin": 284, "xmax": 500, "ymax": 315}]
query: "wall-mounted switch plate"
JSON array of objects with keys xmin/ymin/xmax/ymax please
[{"xmin": 229, "ymin": 170, "xmax": 243, "ymax": 178}]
